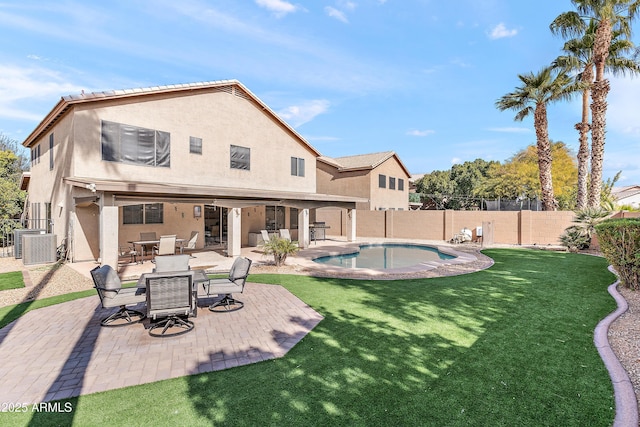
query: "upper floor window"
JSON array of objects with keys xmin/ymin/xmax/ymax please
[
  {"xmin": 398, "ymin": 178, "xmax": 404, "ymax": 191},
  {"xmin": 230, "ymin": 145, "xmax": 250, "ymax": 170},
  {"xmin": 190, "ymin": 136, "xmax": 202, "ymax": 155},
  {"xmin": 389, "ymin": 177, "xmax": 396, "ymax": 190},
  {"xmin": 49, "ymin": 133, "xmax": 54, "ymax": 170},
  {"xmin": 101, "ymin": 120, "xmax": 170, "ymax": 167},
  {"xmin": 31, "ymin": 144, "xmax": 41, "ymax": 166},
  {"xmin": 378, "ymin": 174, "xmax": 386, "ymax": 188},
  {"xmin": 291, "ymin": 157, "xmax": 305, "ymax": 177},
  {"xmin": 123, "ymin": 203, "xmax": 164, "ymax": 225}
]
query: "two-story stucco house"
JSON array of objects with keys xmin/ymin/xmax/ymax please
[
  {"xmin": 21, "ymin": 80, "xmax": 362, "ymax": 268},
  {"xmin": 316, "ymin": 151, "xmax": 411, "ymax": 211}
]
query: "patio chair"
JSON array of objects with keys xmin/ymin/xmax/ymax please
[
  {"xmin": 185, "ymin": 231, "xmax": 198, "ymax": 251},
  {"xmin": 145, "ymin": 270, "xmax": 195, "ymax": 337},
  {"xmin": 119, "ymin": 244, "xmax": 139, "ymax": 264},
  {"xmin": 260, "ymin": 229, "xmax": 271, "ymax": 245},
  {"xmin": 153, "ymin": 254, "xmax": 191, "ymax": 273},
  {"xmin": 279, "ymin": 229, "xmax": 291, "ymax": 241},
  {"xmin": 91, "ymin": 265, "xmax": 146, "ymax": 327},
  {"xmin": 153, "ymin": 234, "xmax": 177, "ymax": 260},
  {"xmin": 204, "ymin": 256, "xmax": 252, "ymax": 312}
]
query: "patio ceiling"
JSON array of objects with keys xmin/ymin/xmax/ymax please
[{"xmin": 65, "ymin": 177, "xmax": 366, "ymax": 209}]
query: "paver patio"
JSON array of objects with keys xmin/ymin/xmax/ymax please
[{"xmin": 0, "ymin": 282, "xmax": 323, "ymax": 404}]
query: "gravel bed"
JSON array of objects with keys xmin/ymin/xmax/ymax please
[
  {"xmin": 608, "ymin": 285, "xmax": 640, "ymax": 407},
  {"xmin": 0, "ymin": 261, "xmax": 94, "ymax": 307}
]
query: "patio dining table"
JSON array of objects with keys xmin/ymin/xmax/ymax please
[
  {"xmin": 129, "ymin": 238, "xmax": 187, "ymax": 262},
  {"xmin": 136, "ymin": 269, "xmax": 210, "ymax": 317}
]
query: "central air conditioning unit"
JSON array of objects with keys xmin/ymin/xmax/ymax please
[
  {"xmin": 22, "ymin": 234, "xmax": 57, "ymax": 266},
  {"xmin": 14, "ymin": 229, "xmax": 46, "ymax": 259}
]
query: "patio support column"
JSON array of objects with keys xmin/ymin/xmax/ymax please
[
  {"xmin": 299, "ymin": 208, "xmax": 310, "ymax": 248},
  {"xmin": 99, "ymin": 192, "xmax": 119, "ymax": 267},
  {"xmin": 227, "ymin": 207, "xmax": 241, "ymax": 257},
  {"xmin": 346, "ymin": 208, "xmax": 356, "ymax": 242}
]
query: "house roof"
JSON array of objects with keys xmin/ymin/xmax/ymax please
[
  {"xmin": 21, "ymin": 79, "xmax": 321, "ymax": 156},
  {"xmin": 318, "ymin": 151, "xmax": 411, "ymax": 177},
  {"xmin": 612, "ymin": 185, "xmax": 640, "ymax": 201}
]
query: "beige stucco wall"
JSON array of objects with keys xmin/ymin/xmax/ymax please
[
  {"xmin": 117, "ymin": 203, "xmax": 206, "ymax": 250},
  {"xmin": 71, "ymin": 89, "xmax": 317, "ymax": 193},
  {"xmin": 316, "ymin": 162, "xmax": 371, "ymax": 209},
  {"xmin": 25, "ymin": 86, "xmax": 326, "ymax": 262},
  {"xmin": 316, "ymin": 156, "xmax": 409, "ymax": 211},
  {"xmin": 368, "ymin": 158, "xmax": 410, "ymax": 211},
  {"xmin": 317, "ymin": 208, "xmax": 576, "ymax": 246},
  {"xmin": 25, "ymin": 113, "xmax": 75, "ymax": 247}
]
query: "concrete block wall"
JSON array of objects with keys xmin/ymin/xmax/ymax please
[{"xmin": 316, "ymin": 208, "xmax": 576, "ymax": 246}]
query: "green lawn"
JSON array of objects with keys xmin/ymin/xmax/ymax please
[
  {"xmin": 0, "ymin": 271, "xmax": 24, "ymax": 291},
  {"xmin": 1, "ymin": 249, "xmax": 617, "ymax": 426}
]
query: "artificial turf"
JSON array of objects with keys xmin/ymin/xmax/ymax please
[
  {"xmin": 1, "ymin": 249, "xmax": 618, "ymax": 426},
  {"xmin": 0, "ymin": 271, "xmax": 24, "ymax": 291}
]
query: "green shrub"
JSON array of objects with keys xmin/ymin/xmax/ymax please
[
  {"xmin": 559, "ymin": 226, "xmax": 590, "ymax": 252},
  {"xmin": 595, "ymin": 218, "xmax": 640, "ymax": 290},
  {"xmin": 261, "ymin": 236, "xmax": 299, "ymax": 266},
  {"xmin": 559, "ymin": 207, "xmax": 611, "ymax": 252}
]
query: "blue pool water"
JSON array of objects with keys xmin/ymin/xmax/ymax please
[{"xmin": 314, "ymin": 244, "xmax": 455, "ymax": 270}]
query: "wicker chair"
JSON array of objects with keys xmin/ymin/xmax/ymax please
[
  {"xmin": 91, "ymin": 265, "xmax": 146, "ymax": 327},
  {"xmin": 145, "ymin": 271, "xmax": 195, "ymax": 337},
  {"xmin": 203, "ymin": 257, "xmax": 252, "ymax": 312}
]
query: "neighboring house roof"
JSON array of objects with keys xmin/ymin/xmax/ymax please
[
  {"xmin": 409, "ymin": 174, "xmax": 425, "ymax": 183},
  {"xmin": 21, "ymin": 79, "xmax": 321, "ymax": 156},
  {"xmin": 318, "ymin": 151, "xmax": 411, "ymax": 177},
  {"xmin": 612, "ymin": 185, "xmax": 640, "ymax": 202}
]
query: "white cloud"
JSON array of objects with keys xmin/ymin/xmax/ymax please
[
  {"xmin": 337, "ymin": 1, "xmax": 357, "ymax": 11},
  {"xmin": 487, "ymin": 127, "xmax": 531, "ymax": 133},
  {"xmin": 451, "ymin": 58, "xmax": 472, "ymax": 68},
  {"xmin": 255, "ymin": 0, "xmax": 299, "ymax": 17},
  {"xmin": 277, "ymin": 99, "xmax": 330, "ymax": 127},
  {"xmin": 488, "ymin": 23, "xmax": 517, "ymax": 40},
  {"xmin": 325, "ymin": 6, "xmax": 349, "ymax": 23},
  {"xmin": 451, "ymin": 157, "xmax": 462, "ymax": 165},
  {"xmin": 406, "ymin": 129, "xmax": 435, "ymax": 137},
  {"xmin": 0, "ymin": 65, "xmax": 84, "ymax": 121}
]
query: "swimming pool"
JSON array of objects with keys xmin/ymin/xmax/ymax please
[{"xmin": 313, "ymin": 243, "xmax": 456, "ymax": 270}]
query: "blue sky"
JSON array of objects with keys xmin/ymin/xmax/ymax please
[{"xmin": 1, "ymin": 0, "xmax": 639, "ymax": 183}]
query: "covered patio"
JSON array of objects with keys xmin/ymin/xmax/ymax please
[{"xmin": 64, "ymin": 177, "xmax": 364, "ymax": 268}]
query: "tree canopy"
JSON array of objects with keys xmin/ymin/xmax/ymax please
[
  {"xmin": 414, "ymin": 143, "xmax": 578, "ymax": 210},
  {"xmin": 479, "ymin": 141, "xmax": 578, "ymax": 210},
  {"xmin": 0, "ymin": 134, "xmax": 28, "ymax": 220}
]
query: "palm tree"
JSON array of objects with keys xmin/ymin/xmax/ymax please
[
  {"xmin": 551, "ymin": 19, "xmax": 640, "ymax": 209},
  {"xmin": 496, "ymin": 67, "xmax": 579, "ymax": 211},
  {"xmin": 550, "ymin": 0, "xmax": 640, "ymax": 208}
]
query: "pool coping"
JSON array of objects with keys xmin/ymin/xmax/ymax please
[{"xmin": 292, "ymin": 241, "xmax": 479, "ymax": 280}]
